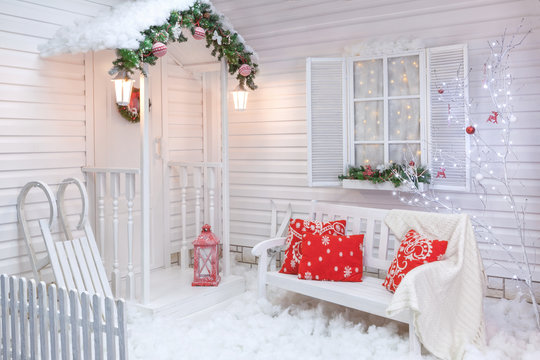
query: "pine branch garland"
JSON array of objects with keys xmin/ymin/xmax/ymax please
[
  {"xmin": 339, "ymin": 163, "xmax": 431, "ymax": 188},
  {"xmin": 109, "ymin": 1, "xmax": 258, "ymax": 90}
]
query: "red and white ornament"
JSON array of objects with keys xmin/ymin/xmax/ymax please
[
  {"xmin": 152, "ymin": 42, "xmax": 167, "ymax": 57},
  {"xmin": 466, "ymin": 125, "xmax": 476, "ymax": 135},
  {"xmin": 238, "ymin": 64, "xmax": 252, "ymax": 77},
  {"xmin": 193, "ymin": 26, "xmax": 206, "ymax": 40},
  {"xmin": 438, "ymin": 88, "xmax": 445, "ymax": 94}
]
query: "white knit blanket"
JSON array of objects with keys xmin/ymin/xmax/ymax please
[{"xmin": 384, "ymin": 210, "xmax": 486, "ymax": 360}]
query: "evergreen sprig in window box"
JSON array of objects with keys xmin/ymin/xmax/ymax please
[{"xmin": 339, "ymin": 163, "xmax": 431, "ymax": 191}]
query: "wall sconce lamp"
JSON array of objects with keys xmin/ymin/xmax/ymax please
[
  {"xmin": 232, "ymin": 84, "xmax": 248, "ymax": 111},
  {"xmin": 112, "ymin": 71, "xmax": 134, "ymax": 106}
]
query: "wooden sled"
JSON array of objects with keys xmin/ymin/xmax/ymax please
[{"xmin": 17, "ymin": 178, "xmax": 113, "ymax": 298}]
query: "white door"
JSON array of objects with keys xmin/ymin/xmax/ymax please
[{"xmin": 91, "ymin": 51, "xmax": 165, "ymax": 273}]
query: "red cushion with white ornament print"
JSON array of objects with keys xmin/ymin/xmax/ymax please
[
  {"xmin": 382, "ymin": 229, "xmax": 448, "ymax": 293},
  {"xmin": 297, "ymin": 233, "xmax": 364, "ymax": 282},
  {"xmin": 279, "ymin": 219, "xmax": 346, "ymax": 275}
]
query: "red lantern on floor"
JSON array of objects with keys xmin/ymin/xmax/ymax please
[{"xmin": 192, "ymin": 224, "xmax": 221, "ymax": 286}]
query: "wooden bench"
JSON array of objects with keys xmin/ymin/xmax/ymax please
[{"xmin": 252, "ymin": 202, "xmax": 421, "ymax": 354}]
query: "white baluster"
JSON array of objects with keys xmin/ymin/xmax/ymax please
[
  {"xmin": 194, "ymin": 167, "xmax": 202, "ymax": 234},
  {"xmin": 208, "ymin": 167, "xmax": 216, "ymax": 229},
  {"xmin": 180, "ymin": 166, "xmax": 188, "ymax": 270},
  {"xmin": 110, "ymin": 173, "xmax": 120, "ymax": 297},
  {"xmin": 96, "ymin": 172, "xmax": 106, "ymax": 265},
  {"xmin": 125, "ymin": 174, "xmax": 135, "ymax": 300}
]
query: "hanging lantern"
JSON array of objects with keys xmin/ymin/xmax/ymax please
[
  {"xmin": 232, "ymin": 84, "xmax": 248, "ymax": 111},
  {"xmin": 112, "ymin": 71, "xmax": 134, "ymax": 106},
  {"xmin": 192, "ymin": 224, "xmax": 221, "ymax": 286}
]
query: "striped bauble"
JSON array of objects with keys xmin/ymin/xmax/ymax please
[
  {"xmin": 238, "ymin": 64, "xmax": 252, "ymax": 77},
  {"xmin": 152, "ymin": 42, "xmax": 167, "ymax": 57},
  {"xmin": 193, "ymin": 26, "xmax": 206, "ymax": 40}
]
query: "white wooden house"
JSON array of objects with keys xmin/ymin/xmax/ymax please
[{"xmin": 1, "ymin": 0, "xmax": 539, "ymax": 317}]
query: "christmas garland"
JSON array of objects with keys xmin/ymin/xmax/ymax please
[
  {"xmin": 117, "ymin": 87, "xmax": 140, "ymax": 123},
  {"xmin": 339, "ymin": 163, "xmax": 431, "ymax": 188},
  {"xmin": 109, "ymin": 1, "xmax": 258, "ymax": 90}
]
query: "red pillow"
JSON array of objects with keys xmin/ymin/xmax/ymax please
[
  {"xmin": 279, "ymin": 219, "xmax": 346, "ymax": 275},
  {"xmin": 383, "ymin": 229, "xmax": 448, "ymax": 293},
  {"xmin": 297, "ymin": 233, "xmax": 364, "ymax": 282}
]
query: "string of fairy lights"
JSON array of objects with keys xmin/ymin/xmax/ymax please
[{"xmin": 389, "ymin": 22, "xmax": 539, "ymax": 328}]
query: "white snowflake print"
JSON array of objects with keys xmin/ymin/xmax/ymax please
[
  {"xmin": 344, "ymin": 266, "xmax": 352, "ymax": 278},
  {"xmin": 321, "ymin": 235, "xmax": 330, "ymax": 245},
  {"xmin": 304, "ymin": 272, "xmax": 312, "ymax": 280},
  {"xmin": 290, "ymin": 258, "xmax": 297, "ymax": 269}
]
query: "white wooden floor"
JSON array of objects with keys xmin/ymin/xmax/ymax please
[{"xmin": 134, "ymin": 266, "xmax": 245, "ymax": 318}]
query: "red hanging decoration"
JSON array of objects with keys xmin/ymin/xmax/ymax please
[
  {"xmin": 193, "ymin": 26, "xmax": 206, "ymax": 40},
  {"xmin": 152, "ymin": 42, "xmax": 167, "ymax": 57},
  {"xmin": 409, "ymin": 161, "xmax": 415, "ymax": 167},
  {"xmin": 487, "ymin": 111, "xmax": 499, "ymax": 124},
  {"xmin": 466, "ymin": 126, "xmax": 476, "ymax": 135},
  {"xmin": 436, "ymin": 168, "xmax": 446, "ymax": 178},
  {"xmin": 438, "ymin": 88, "xmax": 444, "ymax": 94},
  {"xmin": 238, "ymin": 64, "xmax": 252, "ymax": 77},
  {"xmin": 192, "ymin": 225, "xmax": 220, "ymax": 286}
]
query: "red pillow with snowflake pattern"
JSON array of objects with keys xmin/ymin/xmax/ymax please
[
  {"xmin": 279, "ymin": 219, "xmax": 346, "ymax": 275},
  {"xmin": 383, "ymin": 229, "xmax": 448, "ymax": 293},
  {"xmin": 297, "ymin": 233, "xmax": 364, "ymax": 282}
]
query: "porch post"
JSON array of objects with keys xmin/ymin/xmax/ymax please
[
  {"xmin": 140, "ymin": 66, "xmax": 151, "ymax": 304},
  {"xmin": 221, "ymin": 59, "xmax": 230, "ymax": 277}
]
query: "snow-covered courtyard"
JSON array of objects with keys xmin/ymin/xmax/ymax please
[{"xmin": 128, "ymin": 266, "xmax": 540, "ymax": 360}]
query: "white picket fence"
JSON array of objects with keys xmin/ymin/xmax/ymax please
[{"xmin": 0, "ymin": 274, "xmax": 127, "ymax": 360}]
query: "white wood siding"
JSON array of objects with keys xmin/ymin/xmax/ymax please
[
  {"xmin": 213, "ymin": 0, "xmax": 540, "ymax": 281},
  {"xmin": 0, "ymin": 0, "xmax": 121, "ymax": 276}
]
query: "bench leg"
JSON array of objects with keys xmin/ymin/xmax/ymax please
[
  {"xmin": 257, "ymin": 252, "xmax": 268, "ymax": 299},
  {"xmin": 409, "ymin": 314, "xmax": 421, "ymax": 355}
]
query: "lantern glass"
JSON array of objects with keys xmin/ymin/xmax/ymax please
[
  {"xmin": 112, "ymin": 72, "xmax": 134, "ymax": 106},
  {"xmin": 232, "ymin": 84, "xmax": 248, "ymax": 111}
]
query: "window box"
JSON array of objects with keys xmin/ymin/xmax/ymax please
[{"xmin": 341, "ymin": 179, "xmax": 425, "ymax": 192}]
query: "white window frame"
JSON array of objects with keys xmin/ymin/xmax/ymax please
[{"xmin": 345, "ymin": 50, "xmax": 428, "ymax": 168}]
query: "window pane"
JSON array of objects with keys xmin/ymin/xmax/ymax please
[
  {"xmin": 388, "ymin": 55, "xmax": 419, "ymax": 96},
  {"xmin": 389, "ymin": 99, "xmax": 420, "ymax": 140},
  {"xmin": 355, "ymin": 101, "xmax": 384, "ymax": 141},
  {"xmin": 389, "ymin": 144, "xmax": 421, "ymax": 164},
  {"xmin": 355, "ymin": 144, "xmax": 383, "ymax": 166},
  {"xmin": 354, "ymin": 59, "xmax": 383, "ymax": 98}
]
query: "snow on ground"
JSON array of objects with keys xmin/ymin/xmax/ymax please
[{"xmin": 128, "ymin": 266, "xmax": 540, "ymax": 360}]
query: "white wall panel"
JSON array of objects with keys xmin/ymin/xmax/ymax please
[
  {"xmin": 0, "ymin": 0, "xmax": 115, "ymax": 276},
  {"xmin": 213, "ymin": 0, "xmax": 540, "ymax": 281}
]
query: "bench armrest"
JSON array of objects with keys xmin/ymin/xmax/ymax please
[
  {"xmin": 251, "ymin": 236, "xmax": 287, "ymax": 257},
  {"xmin": 251, "ymin": 236, "xmax": 287, "ymax": 298}
]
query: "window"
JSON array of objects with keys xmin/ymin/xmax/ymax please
[
  {"xmin": 349, "ymin": 52, "xmax": 426, "ymax": 167},
  {"xmin": 307, "ymin": 45, "xmax": 469, "ymax": 191}
]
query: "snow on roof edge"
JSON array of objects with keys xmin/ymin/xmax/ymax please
[{"xmin": 39, "ymin": 0, "xmax": 257, "ymax": 61}]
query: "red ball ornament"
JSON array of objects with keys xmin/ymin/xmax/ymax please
[
  {"xmin": 193, "ymin": 26, "xmax": 206, "ymax": 40},
  {"xmin": 152, "ymin": 42, "xmax": 167, "ymax": 57},
  {"xmin": 238, "ymin": 64, "xmax": 252, "ymax": 77},
  {"xmin": 409, "ymin": 161, "xmax": 415, "ymax": 167},
  {"xmin": 438, "ymin": 89, "xmax": 444, "ymax": 94},
  {"xmin": 466, "ymin": 126, "xmax": 476, "ymax": 135}
]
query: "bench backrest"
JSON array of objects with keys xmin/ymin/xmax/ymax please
[{"xmin": 310, "ymin": 202, "xmax": 396, "ymax": 271}]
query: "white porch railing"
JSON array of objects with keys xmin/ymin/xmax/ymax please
[
  {"xmin": 82, "ymin": 168, "xmax": 139, "ymax": 302},
  {"xmin": 0, "ymin": 274, "xmax": 127, "ymax": 360},
  {"xmin": 168, "ymin": 162, "xmax": 223, "ymax": 271}
]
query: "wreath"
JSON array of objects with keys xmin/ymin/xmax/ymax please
[
  {"xmin": 109, "ymin": 1, "xmax": 258, "ymax": 90},
  {"xmin": 117, "ymin": 87, "xmax": 140, "ymax": 123}
]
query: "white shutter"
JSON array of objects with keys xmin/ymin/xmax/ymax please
[
  {"xmin": 427, "ymin": 45, "xmax": 470, "ymax": 191},
  {"xmin": 307, "ymin": 58, "xmax": 346, "ymax": 187}
]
